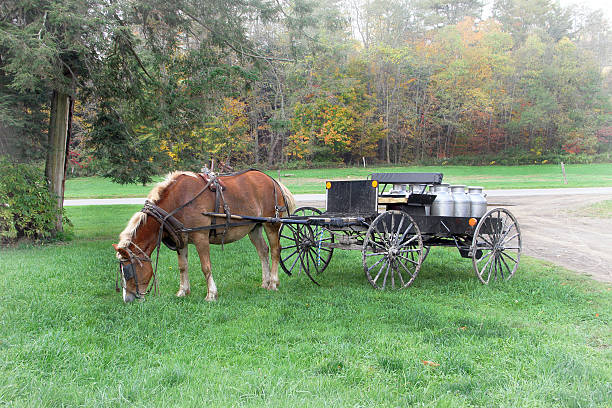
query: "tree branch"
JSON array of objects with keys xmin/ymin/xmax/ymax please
[
  {"xmin": 112, "ymin": 12, "xmax": 154, "ymax": 81},
  {"xmin": 178, "ymin": 7, "xmax": 294, "ymax": 63},
  {"xmin": 274, "ymin": 0, "xmax": 319, "ymax": 44},
  {"xmin": 37, "ymin": 11, "xmax": 47, "ymax": 40}
]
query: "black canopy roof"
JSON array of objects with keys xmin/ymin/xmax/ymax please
[{"xmin": 370, "ymin": 172, "xmax": 443, "ymax": 185}]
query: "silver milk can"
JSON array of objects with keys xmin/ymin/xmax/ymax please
[
  {"xmin": 415, "ymin": 184, "xmax": 429, "ymax": 194},
  {"xmin": 431, "ymin": 183, "xmax": 454, "ymax": 216},
  {"xmin": 390, "ymin": 184, "xmax": 407, "ymax": 195},
  {"xmin": 450, "ymin": 185, "xmax": 471, "ymax": 217},
  {"xmin": 468, "ymin": 186, "xmax": 487, "ymax": 217}
]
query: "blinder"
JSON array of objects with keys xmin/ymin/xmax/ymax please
[
  {"xmin": 115, "ymin": 242, "xmax": 155, "ymax": 299},
  {"xmin": 121, "ymin": 262, "xmax": 136, "ymax": 281}
]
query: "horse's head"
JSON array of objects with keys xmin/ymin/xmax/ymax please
[{"xmin": 112, "ymin": 243, "xmax": 154, "ymax": 303}]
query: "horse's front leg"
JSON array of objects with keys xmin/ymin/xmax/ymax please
[
  {"xmin": 248, "ymin": 224, "xmax": 272, "ymax": 289},
  {"xmin": 263, "ymin": 223, "xmax": 281, "ymax": 290},
  {"xmin": 176, "ymin": 245, "xmax": 191, "ymax": 297},
  {"xmin": 193, "ymin": 233, "xmax": 218, "ymax": 301}
]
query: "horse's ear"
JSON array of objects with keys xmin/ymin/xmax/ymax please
[{"xmin": 112, "ymin": 244, "xmax": 130, "ymax": 260}]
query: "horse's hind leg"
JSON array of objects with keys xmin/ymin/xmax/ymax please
[
  {"xmin": 248, "ymin": 224, "xmax": 273, "ymax": 290},
  {"xmin": 176, "ymin": 246, "xmax": 191, "ymax": 297},
  {"xmin": 263, "ymin": 223, "xmax": 281, "ymax": 290},
  {"xmin": 193, "ymin": 233, "xmax": 218, "ymax": 301}
]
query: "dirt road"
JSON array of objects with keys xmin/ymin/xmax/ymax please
[{"xmin": 490, "ymin": 193, "xmax": 612, "ymax": 283}]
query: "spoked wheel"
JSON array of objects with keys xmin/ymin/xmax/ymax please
[
  {"xmin": 471, "ymin": 208, "xmax": 522, "ymax": 284},
  {"xmin": 362, "ymin": 211, "xmax": 423, "ymax": 289},
  {"xmin": 279, "ymin": 207, "xmax": 334, "ymax": 285}
]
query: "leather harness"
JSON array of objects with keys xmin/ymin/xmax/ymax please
[{"xmin": 141, "ymin": 168, "xmax": 287, "ymax": 251}]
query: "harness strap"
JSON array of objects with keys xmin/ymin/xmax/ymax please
[
  {"xmin": 142, "ymin": 201, "xmax": 186, "ymax": 250},
  {"xmin": 208, "ymin": 168, "xmax": 288, "ymax": 218},
  {"xmin": 211, "ymin": 183, "xmax": 220, "ymax": 237},
  {"xmin": 216, "ymin": 185, "xmax": 231, "ymax": 247}
]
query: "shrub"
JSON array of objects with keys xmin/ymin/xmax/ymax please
[
  {"xmin": 0, "ymin": 158, "xmax": 70, "ymax": 243},
  {"xmin": 415, "ymin": 150, "xmax": 612, "ymax": 166}
]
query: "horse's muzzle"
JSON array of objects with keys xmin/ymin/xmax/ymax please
[{"xmin": 123, "ymin": 288, "xmax": 136, "ymax": 303}]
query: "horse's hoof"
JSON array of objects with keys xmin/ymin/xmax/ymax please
[
  {"xmin": 267, "ymin": 282, "xmax": 278, "ymax": 291},
  {"xmin": 176, "ymin": 288, "xmax": 190, "ymax": 297},
  {"xmin": 261, "ymin": 281, "xmax": 270, "ymax": 289},
  {"xmin": 205, "ymin": 292, "xmax": 218, "ymax": 301}
]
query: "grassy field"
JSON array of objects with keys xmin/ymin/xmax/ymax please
[
  {"xmin": 64, "ymin": 163, "xmax": 612, "ymax": 198},
  {"xmin": 579, "ymin": 200, "xmax": 612, "ymax": 218},
  {"xmin": 0, "ymin": 205, "xmax": 610, "ymax": 406}
]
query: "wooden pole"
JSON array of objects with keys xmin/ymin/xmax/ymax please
[
  {"xmin": 561, "ymin": 162, "xmax": 567, "ymax": 185},
  {"xmin": 45, "ymin": 90, "xmax": 71, "ymax": 233}
]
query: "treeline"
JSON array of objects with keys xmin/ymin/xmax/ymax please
[{"xmin": 1, "ymin": 0, "xmax": 610, "ymax": 183}]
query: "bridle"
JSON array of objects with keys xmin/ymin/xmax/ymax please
[{"xmin": 116, "ymin": 241, "xmax": 157, "ymax": 300}]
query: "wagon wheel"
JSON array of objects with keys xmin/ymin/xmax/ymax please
[
  {"xmin": 290, "ymin": 207, "xmax": 334, "ymax": 274},
  {"xmin": 470, "ymin": 208, "xmax": 522, "ymax": 284},
  {"xmin": 362, "ymin": 211, "xmax": 423, "ymax": 289},
  {"xmin": 279, "ymin": 207, "xmax": 334, "ymax": 284}
]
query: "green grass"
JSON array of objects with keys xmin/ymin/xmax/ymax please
[
  {"xmin": 579, "ymin": 200, "xmax": 612, "ymax": 218},
  {"xmin": 1, "ymin": 205, "xmax": 611, "ymax": 406},
  {"xmin": 65, "ymin": 163, "xmax": 612, "ymax": 198},
  {"xmin": 65, "ymin": 176, "xmax": 166, "ymax": 198}
]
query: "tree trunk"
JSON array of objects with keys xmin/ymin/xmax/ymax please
[
  {"xmin": 249, "ymin": 102, "xmax": 259, "ymax": 164},
  {"xmin": 45, "ymin": 90, "xmax": 71, "ymax": 233},
  {"xmin": 384, "ymin": 82, "xmax": 390, "ymax": 164}
]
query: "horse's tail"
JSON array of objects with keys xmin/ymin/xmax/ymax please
[{"xmin": 276, "ymin": 180, "xmax": 296, "ymax": 216}]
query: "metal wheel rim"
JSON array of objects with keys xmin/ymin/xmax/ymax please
[
  {"xmin": 362, "ymin": 211, "xmax": 423, "ymax": 289},
  {"xmin": 471, "ymin": 207, "xmax": 522, "ymax": 284},
  {"xmin": 279, "ymin": 207, "xmax": 334, "ymax": 284}
]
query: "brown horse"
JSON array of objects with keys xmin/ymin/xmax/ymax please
[{"xmin": 112, "ymin": 170, "xmax": 295, "ymax": 302}]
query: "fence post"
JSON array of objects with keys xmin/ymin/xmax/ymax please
[{"xmin": 561, "ymin": 162, "xmax": 567, "ymax": 185}]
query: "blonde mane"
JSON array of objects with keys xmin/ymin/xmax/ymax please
[
  {"xmin": 147, "ymin": 171, "xmax": 197, "ymax": 203},
  {"xmin": 117, "ymin": 171, "xmax": 197, "ymax": 250}
]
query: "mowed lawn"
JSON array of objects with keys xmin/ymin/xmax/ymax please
[
  {"xmin": 580, "ymin": 200, "xmax": 612, "ymax": 218},
  {"xmin": 0, "ymin": 205, "xmax": 610, "ymax": 407},
  {"xmin": 65, "ymin": 163, "xmax": 612, "ymax": 198}
]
